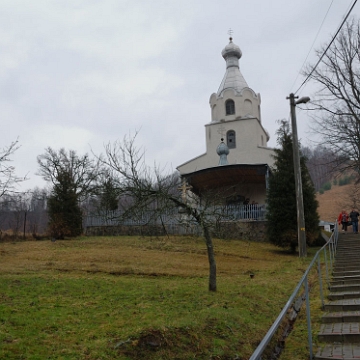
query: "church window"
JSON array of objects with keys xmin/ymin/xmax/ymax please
[
  {"xmin": 225, "ymin": 99, "xmax": 235, "ymax": 115},
  {"xmin": 227, "ymin": 130, "xmax": 236, "ymax": 149}
]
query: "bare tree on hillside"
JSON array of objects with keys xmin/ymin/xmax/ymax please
[
  {"xmin": 302, "ymin": 145, "xmax": 339, "ymax": 191},
  {"xmin": 100, "ymin": 134, "xmax": 237, "ymax": 292},
  {"xmin": 304, "ymin": 18, "xmax": 360, "ymax": 177}
]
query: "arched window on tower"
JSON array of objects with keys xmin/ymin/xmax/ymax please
[
  {"xmin": 227, "ymin": 130, "xmax": 236, "ymax": 149},
  {"xmin": 225, "ymin": 99, "xmax": 235, "ymax": 115}
]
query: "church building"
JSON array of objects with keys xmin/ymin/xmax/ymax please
[{"xmin": 177, "ymin": 37, "xmax": 275, "ymax": 209}]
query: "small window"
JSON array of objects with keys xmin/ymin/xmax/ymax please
[
  {"xmin": 227, "ymin": 130, "xmax": 236, "ymax": 149},
  {"xmin": 225, "ymin": 99, "xmax": 235, "ymax": 115}
]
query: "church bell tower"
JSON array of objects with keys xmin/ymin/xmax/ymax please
[{"xmin": 177, "ymin": 37, "xmax": 274, "ymax": 175}]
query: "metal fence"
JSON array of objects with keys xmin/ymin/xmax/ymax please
[
  {"xmin": 249, "ymin": 222, "xmax": 339, "ymax": 360},
  {"xmin": 226, "ymin": 203, "xmax": 266, "ymax": 220},
  {"xmin": 84, "ymin": 203, "xmax": 267, "ymax": 228}
]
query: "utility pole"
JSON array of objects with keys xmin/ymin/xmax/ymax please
[{"xmin": 287, "ymin": 93, "xmax": 310, "ymax": 258}]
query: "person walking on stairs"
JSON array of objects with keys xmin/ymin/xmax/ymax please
[
  {"xmin": 338, "ymin": 210, "xmax": 349, "ymax": 232},
  {"xmin": 349, "ymin": 208, "xmax": 360, "ymax": 234}
]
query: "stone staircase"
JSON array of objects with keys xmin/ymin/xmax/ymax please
[{"xmin": 316, "ymin": 233, "xmax": 360, "ymax": 359}]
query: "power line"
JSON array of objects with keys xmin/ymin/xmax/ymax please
[
  {"xmin": 289, "ymin": 0, "xmax": 334, "ymax": 93},
  {"xmin": 294, "ymin": 0, "xmax": 358, "ymax": 95}
]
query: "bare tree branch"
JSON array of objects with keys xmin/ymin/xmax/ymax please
[
  {"xmin": 0, "ymin": 139, "xmax": 25, "ymax": 198},
  {"xmin": 37, "ymin": 147, "xmax": 102, "ymax": 201},
  {"xmin": 99, "ymin": 133, "xmax": 231, "ymax": 292},
  {"xmin": 304, "ymin": 18, "xmax": 360, "ymax": 175}
]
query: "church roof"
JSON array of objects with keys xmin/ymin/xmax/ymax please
[
  {"xmin": 217, "ymin": 37, "xmax": 249, "ymax": 96},
  {"xmin": 182, "ymin": 164, "xmax": 271, "ymax": 195}
]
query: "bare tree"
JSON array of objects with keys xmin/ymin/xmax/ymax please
[
  {"xmin": 0, "ymin": 139, "xmax": 25, "ymax": 197},
  {"xmin": 302, "ymin": 145, "xmax": 339, "ymax": 191},
  {"xmin": 37, "ymin": 147, "xmax": 102, "ymax": 201},
  {"xmin": 100, "ymin": 134, "xmax": 236, "ymax": 292},
  {"xmin": 304, "ymin": 18, "xmax": 360, "ymax": 175}
]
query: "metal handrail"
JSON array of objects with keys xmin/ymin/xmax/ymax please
[{"xmin": 249, "ymin": 222, "xmax": 338, "ymax": 360}]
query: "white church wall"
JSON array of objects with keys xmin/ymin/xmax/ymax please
[{"xmin": 209, "ymin": 88, "xmax": 261, "ymax": 122}]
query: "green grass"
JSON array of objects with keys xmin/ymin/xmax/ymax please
[{"xmin": 0, "ymin": 236, "xmax": 324, "ymax": 359}]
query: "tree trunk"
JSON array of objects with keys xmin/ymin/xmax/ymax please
[
  {"xmin": 23, "ymin": 211, "xmax": 27, "ymax": 239},
  {"xmin": 203, "ymin": 225, "xmax": 217, "ymax": 292}
]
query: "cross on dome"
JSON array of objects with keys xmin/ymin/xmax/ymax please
[{"xmin": 217, "ymin": 35, "xmax": 248, "ymax": 96}]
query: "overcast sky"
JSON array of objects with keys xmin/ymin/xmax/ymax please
[{"xmin": 1, "ymin": 0, "xmax": 358, "ymax": 191}]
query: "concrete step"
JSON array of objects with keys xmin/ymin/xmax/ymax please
[
  {"xmin": 337, "ymin": 249, "xmax": 360, "ymax": 252},
  {"xmin": 331, "ymin": 271, "xmax": 360, "ymax": 283},
  {"xmin": 315, "ymin": 343, "xmax": 360, "ymax": 359},
  {"xmin": 328, "ymin": 291, "xmax": 360, "ymax": 301},
  {"xmin": 333, "ymin": 271, "xmax": 360, "ymax": 278},
  {"xmin": 337, "ymin": 254, "xmax": 360, "ymax": 257},
  {"xmin": 335, "ymin": 258, "xmax": 360, "ymax": 262},
  {"xmin": 316, "ymin": 235, "xmax": 360, "ymax": 359},
  {"xmin": 337, "ymin": 246, "xmax": 360, "ymax": 249},
  {"xmin": 337, "ymin": 253, "xmax": 360, "ymax": 255},
  {"xmin": 330, "ymin": 284, "xmax": 360, "ymax": 293},
  {"xmin": 324, "ymin": 299, "xmax": 360, "ymax": 312},
  {"xmin": 335, "ymin": 258, "xmax": 360, "ymax": 263},
  {"xmin": 337, "ymin": 252, "xmax": 360, "ymax": 255},
  {"xmin": 336, "ymin": 248, "xmax": 360, "ymax": 252},
  {"xmin": 322, "ymin": 311, "xmax": 360, "ymax": 323},
  {"xmin": 336, "ymin": 252, "xmax": 360, "ymax": 256},
  {"xmin": 332, "ymin": 279, "xmax": 360, "ymax": 283},
  {"xmin": 335, "ymin": 264, "xmax": 360, "ymax": 268},
  {"xmin": 336, "ymin": 249, "xmax": 360, "ymax": 253},
  {"xmin": 334, "ymin": 267, "xmax": 360, "ymax": 272},
  {"xmin": 318, "ymin": 322, "xmax": 360, "ymax": 343}
]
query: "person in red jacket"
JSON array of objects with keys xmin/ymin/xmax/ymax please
[{"xmin": 338, "ymin": 210, "xmax": 349, "ymax": 232}]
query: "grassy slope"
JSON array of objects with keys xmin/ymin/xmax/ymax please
[
  {"xmin": 0, "ymin": 236, "xmax": 322, "ymax": 359},
  {"xmin": 316, "ymin": 183, "xmax": 354, "ymax": 222}
]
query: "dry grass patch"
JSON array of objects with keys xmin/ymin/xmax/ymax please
[
  {"xmin": 0, "ymin": 235, "xmax": 321, "ymax": 359},
  {"xmin": 0, "ymin": 236, "xmax": 300, "ymax": 278}
]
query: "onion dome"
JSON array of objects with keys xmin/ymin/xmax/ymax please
[
  {"xmin": 221, "ymin": 37, "xmax": 242, "ymax": 60},
  {"xmin": 216, "ymin": 139, "xmax": 229, "ymax": 166},
  {"xmin": 217, "ymin": 37, "xmax": 248, "ymax": 96}
]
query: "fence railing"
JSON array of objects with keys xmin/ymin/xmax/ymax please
[
  {"xmin": 84, "ymin": 203, "xmax": 267, "ymax": 228},
  {"xmin": 249, "ymin": 222, "xmax": 338, "ymax": 360},
  {"xmin": 225, "ymin": 203, "xmax": 266, "ymax": 220}
]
